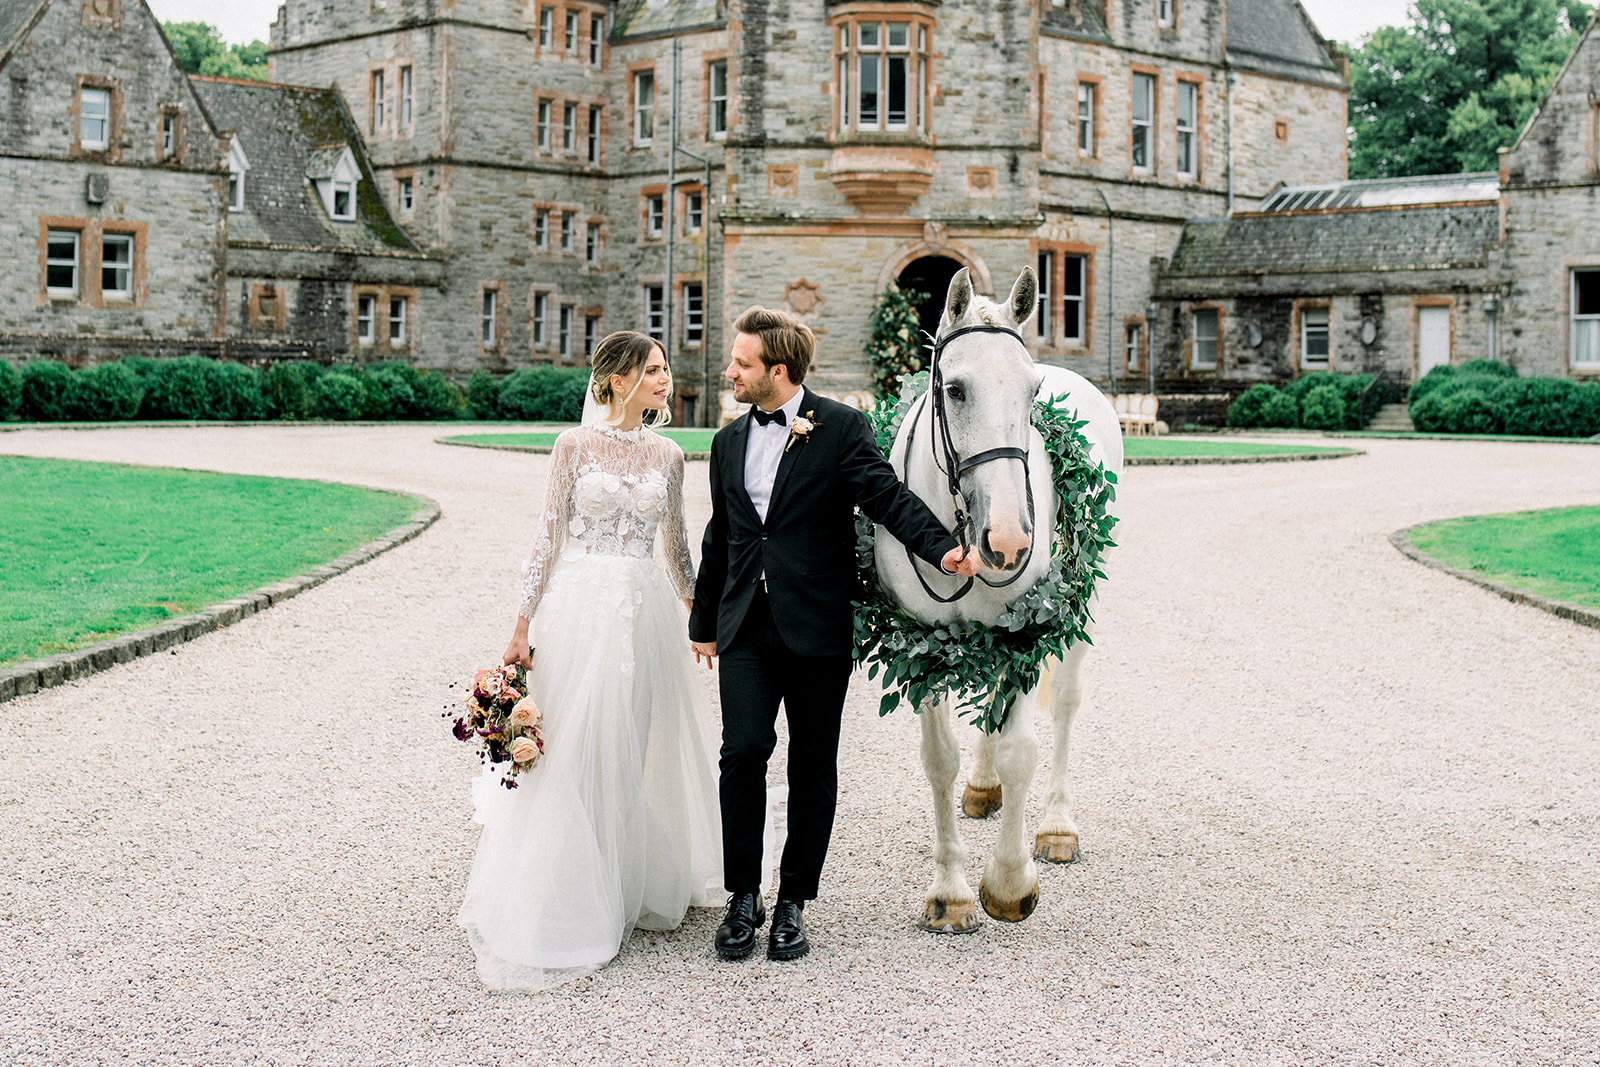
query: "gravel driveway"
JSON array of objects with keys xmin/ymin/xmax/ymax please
[{"xmin": 2, "ymin": 425, "xmax": 1597, "ymax": 1066}]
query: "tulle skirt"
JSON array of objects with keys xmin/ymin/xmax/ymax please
[{"xmin": 458, "ymin": 553, "xmax": 724, "ymax": 991}]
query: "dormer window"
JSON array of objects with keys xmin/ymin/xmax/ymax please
[
  {"xmin": 307, "ymin": 143, "xmax": 362, "ymax": 222},
  {"xmin": 832, "ymin": 15, "xmax": 931, "ymax": 136},
  {"xmin": 228, "ymin": 136, "xmax": 251, "ymax": 212}
]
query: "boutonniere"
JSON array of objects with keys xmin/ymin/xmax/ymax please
[{"xmin": 785, "ymin": 410, "xmax": 819, "ymax": 452}]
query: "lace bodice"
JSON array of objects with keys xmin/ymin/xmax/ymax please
[{"xmin": 517, "ymin": 424, "xmax": 695, "ymax": 620}]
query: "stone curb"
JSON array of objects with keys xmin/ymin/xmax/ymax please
[
  {"xmin": 1389, "ymin": 526, "xmax": 1600, "ymax": 632},
  {"xmin": 1125, "ymin": 448, "xmax": 1363, "ymax": 466},
  {"xmin": 0, "ymin": 495, "xmax": 443, "ymax": 704},
  {"xmin": 436, "ymin": 436, "xmax": 712, "ymax": 461}
]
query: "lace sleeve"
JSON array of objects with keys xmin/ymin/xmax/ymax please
[
  {"xmin": 516, "ymin": 430, "xmax": 579, "ymax": 620},
  {"xmin": 660, "ymin": 441, "xmax": 696, "ymax": 600}
]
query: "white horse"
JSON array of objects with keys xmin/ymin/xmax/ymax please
[{"xmin": 875, "ymin": 266, "xmax": 1123, "ymax": 930}]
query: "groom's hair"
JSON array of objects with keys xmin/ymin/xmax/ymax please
[{"xmin": 734, "ymin": 305, "xmax": 813, "ymax": 385}]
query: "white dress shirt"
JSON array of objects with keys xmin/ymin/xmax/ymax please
[{"xmin": 743, "ymin": 388, "xmax": 806, "ymax": 525}]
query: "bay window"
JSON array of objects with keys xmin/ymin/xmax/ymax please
[{"xmin": 833, "ymin": 16, "xmax": 930, "ymax": 135}]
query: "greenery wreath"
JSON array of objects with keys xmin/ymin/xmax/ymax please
[{"xmin": 853, "ymin": 371, "xmax": 1119, "ymax": 734}]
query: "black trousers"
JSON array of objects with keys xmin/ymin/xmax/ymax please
[{"xmin": 718, "ymin": 587, "xmax": 853, "ymax": 901}]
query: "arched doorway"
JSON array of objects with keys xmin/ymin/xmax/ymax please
[{"xmin": 895, "ymin": 255, "xmax": 964, "ymax": 348}]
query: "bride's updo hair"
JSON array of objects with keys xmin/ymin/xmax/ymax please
[{"xmin": 590, "ymin": 330, "xmax": 671, "ymax": 428}]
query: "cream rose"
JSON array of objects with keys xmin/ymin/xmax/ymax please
[
  {"xmin": 511, "ymin": 736, "xmax": 541, "ymax": 764},
  {"xmin": 510, "ymin": 698, "xmax": 542, "ymax": 727}
]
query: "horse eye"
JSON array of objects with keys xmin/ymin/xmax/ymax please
[{"xmin": 945, "ymin": 384, "xmax": 966, "ymax": 402}]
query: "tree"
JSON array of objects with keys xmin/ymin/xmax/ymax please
[
  {"xmin": 1346, "ymin": 0, "xmax": 1591, "ymax": 178},
  {"xmin": 162, "ymin": 21, "xmax": 270, "ymax": 82}
]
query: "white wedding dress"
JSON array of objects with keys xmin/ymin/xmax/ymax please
[{"xmin": 458, "ymin": 423, "xmax": 723, "ymax": 991}]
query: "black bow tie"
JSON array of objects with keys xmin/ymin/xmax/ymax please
[{"xmin": 751, "ymin": 407, "xmax": 787, "ymax": 427}]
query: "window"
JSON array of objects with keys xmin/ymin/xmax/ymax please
[
  {"xmin": 565, "ymin": 10, "xmax": 578, "ymax": 53},
  {"xmin": 397, "ymin": 175, "xmax": 413, "ymax": 212},
  {"xmin": 590, "ymin": 14, "xmax": 603, "ymax": 65},
  {"xmin": 1036, "ymin": 251, "xmax": 1052, "ymax": 342},
  {"xmin": 1157, "ymin": 0, "xmax": 1174, "ymax": 26},
  {"xmin": 683, "ymin": 282, "xmax": 704, "ymax": 345},
  {"xmin": 533, "ymin": 291, "xmax": 548, "ymax": 346},
  {"xmin": 1077, "ymin": 82, "xmax": 1095, "ymax": 156},
  {"xmin": 836, "ymin": 18, "xmax": 928, "ymax": 134},
  {"xmin": 371, "ymin": 70, "xmax": 385, "ymax": 132},
  {"xmin": 80, "ymin": 87, "xmax": 110, "ymax": 149},
  {"xmin": 1573, "ymin": 271, "xmax": 1600, "ymax": 365},
  {"xmin": 534, "ymin": 209, "xmax": 549, "ymax": 250},
  {"xmin": 634, "ymin": 71, "xmax": 655, "ymax": 144},
  {"xmin": 357, "ymin": 294, "xmax": 376, "ymax": 343},
  {"xmin": 101, "ymin": 233, "xmax": 132, "ymax": 299},
  {"xmin": 1192, "ymin": 308, "xmax": 1219, "ymax": 369},
  {"xmin": 560, "ymin": 212, "xmax": 573, "ymax": 253},
  {"xmin": 646, "ymin": 194, "xmax": 664, "ymax": 238},
  {"xmin": 331, "ymin": 179, "xmax": 355, "ymax": 220},
  {"xmin": 1125, "ymin": 323, "xmax": 1143, "ymax": 372},
  {"xmin": 587, "ymin": 105, "xmax": 601, "ymax": 163},
  {"xmin": 400, "ymin": 65, "xmax": 413, "ymax": 129},
  {"xmin": 563, "ymin": 102, "xmax": 576, "ymax": 153},
  {"xmin": 1131, "ymin": 73, "xmax": 1154, "ymax": 172},
  {"xmin": 160, "ymin": 112, "xmax": 177, "ymax": 158},
  {"xmin": 229, "ymin": 171, "xmax": 245, "ymax": 212},
  {"xmin": 1176, "ymin": 81, "xmax": 1198, "ymax": 179},
  {"xmin": 389, "ymin": 296, "xmax": 407, "ymax": 344},
  {"xmin": 685, "ymin": 190, "xmax": 703, "ymax": 234},
  {"xmin": 585, "ymin": 314, "xmax": 600, "ymax": 356},
  {"xmin": 645, "ymin": 284, "xmax": 665, "ymax": 340},
  {"xmin": 46, "ymin": 230, "xmax": 79, "ymax": 297},
  {"xmin": 586, "ymin": 221, "xmax": 600, "ymax": 265},
  {"xmin": 538, "ymin": 6, "xmax": 552, "ymax": 48},
  {"xmin": 1062, "ymin": 255, "xmax": 1085, "ymax": 343},
  {"xmin": 559, "ymin": 305, "xmax": 573, "ymax": 360},
  {"xmin": 537, "ymin": 99, "xmax": 551, "ymax": 152},
  {"xmin": 482, "ymin": 287, "xmax": 498, "ymax": 344},
  {"xmin": 1301, "ymin": 307, "xmax": 1330, "ymax": 367},
  {"xmin": 709, "ymin": 59, "xmax": 728, "ymax": 139}
]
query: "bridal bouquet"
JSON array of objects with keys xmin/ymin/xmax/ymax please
[{"xmin": 448, "ymin": 663, "xmax": 545, "ymax": 789}]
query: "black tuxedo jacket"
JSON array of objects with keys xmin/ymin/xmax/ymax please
[{"xmin": 689, "ymin": 388, "xmax": 957, "ymax": 658}]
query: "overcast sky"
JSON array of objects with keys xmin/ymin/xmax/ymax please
[{"xmin": 145, "ymin": 0, "xmax": 1412, "ymax": 49}]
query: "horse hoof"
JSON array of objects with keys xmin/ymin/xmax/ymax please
[
  {"xmin": 919, "ymin": 899, "xmax": 982, "ymax": 934},
  {"xmin": 978, "ymin": 878, "xmax": 1039, "ymax": 923},
  {"xmin": 962, "ymin": 784, "xmax": 1003, "ymax": 819},
  {"xmin": 1033, "ymin": 831, "xmax": 1080, "ymax": 864}
]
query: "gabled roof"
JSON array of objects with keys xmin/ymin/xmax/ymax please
[
  {"xmin": 1165, "ymin": 205, "xmax": 1498, "ymax": 278},
  {"xmin": 1225, "ymin": 0, "xmax": 1345, "ymax": 88},
  {"xmin": 612, "ymin": 0, "xmax": 724, "ymax": 38},
  {"xmin": 190, "ymin": 75, "xmax": 419, "ymax": 254},
  {"xmin": 0, "ymin": 0, "xmax": 50, "ymax": 69},
  {"xmin": 1041, "ymin": 0, "xmax": 1111, "ymax": 42}
]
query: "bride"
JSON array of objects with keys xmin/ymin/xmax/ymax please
[{"xmin": 458, "ymin": 331, "xmax": 723, "ymax": 991}]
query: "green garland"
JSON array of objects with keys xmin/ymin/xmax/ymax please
[{"xmin": 853, "ymin": 371, "xmax": 1118, "ymax": 734}]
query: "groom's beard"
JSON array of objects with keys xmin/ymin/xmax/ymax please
[{"xmin": 734, "ymin": 370, "xmax": 780, "ymax": 408}]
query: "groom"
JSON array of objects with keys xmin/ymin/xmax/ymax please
[{"xmin": 689, "ymin": 305, "xmax": 977, "ymax": 962}]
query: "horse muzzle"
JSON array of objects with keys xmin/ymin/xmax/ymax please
[{"xmin": 978, "ymin": 525, "xmax": 1033, "ymax": 571}]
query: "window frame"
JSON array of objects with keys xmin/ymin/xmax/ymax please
[
  {"xmin": 684, "ymin": 188, "xmax": 703, "ymax": 235},
  {"xmin": 584, "ymin": 313, "xmax": 600, "ymax": 357},
  {"xmin": 1190, "ymin": 306, "xmax": 1221, "ymax": 370},
  {"xmin": 633, "ymin": 69, "xmax": 655, "ymax": 146},
  {"xmin": 533, "ymin": 290, "xmax": 549, "ymax": 347},
  {"xmin": 1157, "ymin": 0, "xmax": 1176, "ymax": 28},
  {"xmin": 357, "ymin": 293, "xmax": 377, "ymax": 344},
  {"xmin": 1571, "ymin": 269, "xmax": 1600, "ymax": 367},
  {"xmin": 682, "ymin": 281, "xmax": 704, "ymax": 346},
  {"xmin": 100, "ymin": 232, "xmax": 133, "ymax": 301},
  {"xmin": 45, "ymin": 228, "xmax": 81, "ymax": 299},
  {"xmin": 563, "ymin": 101, "xmax": 576, "ymax": 154},
  {"xmin": 538, "ymin": 5, "xmax": 552, "ymax": 49},
  {"xmin": 400, "ymin": 65, "xmax": 413, "ymax": 130},
  {"xmin": 1076, "ymin": 79, "xmax": 1097, "ymax": 158},
  {"xmin": 537, "ymin": 98, "xmax": 552, "ymax": 152},
  {"xmin": 565, "ymin": 10, "xmax": 578, "ymax": 54},
  {"xmin": 585, "ymin": 220, "xmax": 601, "ymax": 266},
  {"xmin": 1125, "ymin": 320, "xmax": 1145, "ymax": 374},
  {"xmin": 1131, "ymin": 71, "xmax": 1156, "ymax": 174},
  {"xmin": 396, "ymin": 174, "xmax": 414, "ymax": 213},
  {"xmin": 79, "ymin": 85, "xmax": 111, "ymax": 150},
  {"xmin": 587, "ymin": 105, "xmax": 602, "ymax": 164},
  {"xmin": 158, "ymin": 107, "xmax": 182, "ymax": 162},
  {"xmin": 388, "ymin": 295, "xmax": 408, "ymax": 345},
  {"xmin": 709, "ymin": 58, "xmax": 728, "ymax": 139},
  {"xmin": 534, "ymin": 207, "xmax": 550, "ymax": 251},
  {"xmin": 1061, "ymin": 254, "xmax": 1086, "ymax": 345},
  {"xmin": 589, "ymin": 14, "xmax": 604, "ymax": 65},
  {"xmin": 645, "ymin": 193, "xmax": 665, "ymax": 239},
  {"xmin": 830, "ymin": 15, "xmax": 932, "ymax": 137},
  {"xmin": 481, "ymin": 286, "xmax": 498, "ymax": 346},
  {"xmin": 330, "ymin": 178, "xmax": 356, "ymax": 221},
  {"xmin": 559, "ymin": 304, "xmax": 574, "ymax": 361},
  {"xmin": 371, "ymin": 68, "xmax": 386, "ymax": 133},
  {"xmin": 1176, "ymin": 78, "xmax": 1199, "ymax": 180},
  {"xmin": 1036, "ymin": 250, "xmax": 1053, "ymax": 342},
  {"xmin": 1299, "ymin": 305, "xmax": 1331, "ymax": 369},
  {"xmin": 560, "ymin": 212, "xmax": 574, "ymax": 253},
  {"xmin": 644, "ymin": 283, "xmax": 665, "ymax": 341}
]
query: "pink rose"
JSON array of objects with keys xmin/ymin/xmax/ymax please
[
  {"xmin": 511, "ymin": 737, "xmax": 541, "ymax": 764},
  {"xmin": 510, "ymin": 698, "xmax": 542, "ymax": 728}
]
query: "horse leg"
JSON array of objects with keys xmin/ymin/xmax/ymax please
[
  {"xmin": 1034, "ymin": 644, "xmax": 1087, "ymax": 864},
  {"xmin": 961, "ymin": 729, "xmax": 1003, "ymax": 818},
  {"xmin": 978, "ymin": 694, "xmax": 1041, "ymax": 922},
  {"xmin": 919, "ymin": 692, "xmax": 980, "ymax": 933}
]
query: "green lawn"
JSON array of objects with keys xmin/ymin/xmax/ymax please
[
  {"xmin": 0, "ymin": 456, "xmax": 421, "ymax": 667},
  {"xmin": 1408, "ymin": 505, "xmax": 1600, "ymax": 610},
  {"xmin": 1123, "ymin": 439, "xmax": 1349, "ymax": 458},
  {"xmin": 445, "ymin": 428, "xmax": 718, "ymax": 452}
]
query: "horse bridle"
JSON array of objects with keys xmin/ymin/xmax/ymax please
[{"xmin": 901, "ymin": 324, "xmax": 1037, "ymax": 604}]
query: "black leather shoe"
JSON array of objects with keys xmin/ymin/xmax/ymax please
[
  {"xmin": 714, "ymin": 893, "xmax": 766, "ymax": 960},
  {"xmin": 766, "ymin": 899, "xmax": 809, "ymax": 961}
]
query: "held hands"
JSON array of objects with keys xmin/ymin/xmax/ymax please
[
  {"xmin": 941, "ymin": 545, "xmax": 981, "ymax": 578},
  {"xmin": 691, "ymin": 641, "xmax": 717, "ymax": 670}
]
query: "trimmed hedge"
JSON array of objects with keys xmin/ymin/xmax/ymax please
[
  {"xmin": 1225, "ymin": 372, "xmax": 1392, "ymax": 430},
  {"xmin": 496, "ymin": 366, "xmax": 589, "ymax": 422},
  {"xmin": 1, "ymin": 356, "xmax": 469, "ymax": 423},
  {"xmin": 1408, "ymin": 364, "xmax": 1600, "ymax": 436}
]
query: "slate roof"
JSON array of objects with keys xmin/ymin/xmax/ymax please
[
  {"xmin": 0, "ymin": 0, "xmax": 48, "ymax": 66},
  {"xmin": 1041, "ymin": 0, "xmax": 1111, "ymax": 41},
  {"xmin": 1166, "ymin": 205, "xmax": 1500, "ymax": 277},
  {"xmin": 612, "ymin": 0, "xmax": 724, "ymax": 38},
  {"xmin": 190, "ymin": 76, "xmax": 419, "ymax": 254},
  {"xmin": 1224, "ymin": 0, "xmax": 1344, "ymax": 87}
]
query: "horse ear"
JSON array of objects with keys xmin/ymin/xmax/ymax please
[
  {"xmin": 1007, "ymin": 267, "xmax": 1039, "ymax": 328},
  {"xmin": 943, "ymin": 267, "xmax": 974, "ymax": 328}
]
